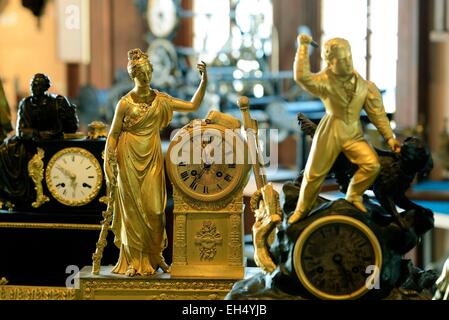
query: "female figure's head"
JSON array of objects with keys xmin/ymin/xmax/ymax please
[{"xmin": 127, "ymin": 48, "xmax": 153, "ymax": 87}]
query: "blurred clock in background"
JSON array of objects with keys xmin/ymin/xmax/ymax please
[{"xmin": 147, "ymin": 0, "xmax": 180, "ymax": 38}]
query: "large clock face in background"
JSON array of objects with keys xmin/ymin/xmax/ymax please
[
  {"xmin": 45, "ymin": 148, "xmax": 103, "ymax": 207},
  {"xmin": 293, "ymin": 215, "xmax": 383, "ymax": 300}
]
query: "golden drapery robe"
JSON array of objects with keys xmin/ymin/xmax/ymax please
[{"xmin": 111, "ymin": 91, "xmax": 173, "ymax": 275}]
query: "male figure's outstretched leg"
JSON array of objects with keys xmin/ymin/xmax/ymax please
[
  {"xmin": 343, "ymin": 140, "xmax": 381, "ymax": 213},
  {"xmin": 289, "ymin": 133, "xmax": 341, "ymax": 224}
]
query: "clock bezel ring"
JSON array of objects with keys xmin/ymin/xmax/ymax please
[
  {"xmin": 293, "ymin": 214, "xmax": 383, "ymax": 300},
  {"xmin": 45, "ymin": 147, "xmax": 104, "ymax": 207},
  {"xmin": 166, "ymin": 123, "xmax": 250, "ymax": 202}
]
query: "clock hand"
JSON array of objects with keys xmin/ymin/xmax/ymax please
[
  {"xmin": 70, "ymin": 177, "xmax": 78, "ymax": 189},
  {"xmin": 333, "ymin": 254, "xmax": 355, "ymax": 289},
  {"xmin": 192, "ymin": 166, "xmax": 208, "ymax": 186},
  {"xmin": 56, "ymin": 165, "xmax": 77, "ymax": 180}
]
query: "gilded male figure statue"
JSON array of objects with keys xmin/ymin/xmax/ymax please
[{"xmin": 289, "ymin": 34, "xmax": 401, "ymax": 224}]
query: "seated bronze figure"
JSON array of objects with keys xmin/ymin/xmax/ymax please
[
  {"xmin": 16, "ymin": 73, "xmax": 78, "ymax": 140},
  {"xmin": 0, "ymin": 78, "xmax": 12, "ymax": 142},
  {"xmin": 0, "ymin": 73, "xmax": 79, "ymax": 208}
]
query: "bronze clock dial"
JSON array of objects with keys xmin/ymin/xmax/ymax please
[
  {"xmin": 166, "ymin": 123, "xmax": 250, "ymax": 202},
  {"xmin": 293, "ymin": 215, "xmax": 382, "ymax": 300}
]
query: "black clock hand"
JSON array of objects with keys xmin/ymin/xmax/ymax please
[
  {"xmin": 191, "ymin": 143, "xmax": 213, "ymax": 186},
  {"xmin": 192, "ymin": 166, "xmax": 207, "ymax": 186},
  {"xmin": 333, "ymin": 254, "xmax": 355, "ymax": 289}
]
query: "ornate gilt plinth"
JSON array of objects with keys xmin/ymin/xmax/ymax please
[
  {"xmin": 165, "ymin": 113, "xmax": 251, "ymax": 280},
  {"xmin": 171, "ymin": 190, "xmax": 246, "ymax": 279},
  {"xmin": 0, "ymin": 285, "xmax": 77, "ymax": 300},
  {"xmin": 79, "ymin": 266, "xmax": 259, "ymax": 300}
]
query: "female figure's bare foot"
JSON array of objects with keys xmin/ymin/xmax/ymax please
[
  {"xmin": 125, "ymin": 267, "xmax": 137, "ymax": 277},
  {"xmin": 142, "ymin": 267, "xmax": 156, "ymax": 277}
]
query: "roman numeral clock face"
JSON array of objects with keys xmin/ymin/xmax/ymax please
[
  {"xmin": 293, "ymin": 215, "xmax": 383, "ymax": 300},
  {"xmin": 177, "ymin": 162, "xmax": 238, "ymax": 197},
  {"xmin": 166, "ymin": 127, "xmax": 249, "ymax": 202},
  {"xmin": 45, "ymin": 148, "xmax": 103, "ymax": 207}
]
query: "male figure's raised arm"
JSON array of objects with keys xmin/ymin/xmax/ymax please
[{"xmin": 294, "ymin": 34, "xmax": 326, "ymax": 98}]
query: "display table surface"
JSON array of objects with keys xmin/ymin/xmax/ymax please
[{"xmin": 78, "ymin": 266, "xmax": 261, "ymax": 300}]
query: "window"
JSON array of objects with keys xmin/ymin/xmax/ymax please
[
  {"xmin": 193, "ymin": 0, "xmax": 230, "ymax": 64},
  {"xmin": 322, "ymin": 0, "xmax": 398, "ymax": 113},
  {"xmin": 193, "ymin": 0, "xmax": 273, "ymax": 65}
]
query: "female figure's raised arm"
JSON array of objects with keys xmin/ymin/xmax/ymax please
[{"xmin": 172, "ymin": 62, "xmax": 208, "ymax": 113}]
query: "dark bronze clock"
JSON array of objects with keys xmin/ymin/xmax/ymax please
[{"xmin": 293, "ymin": 215, "xmax": 383, "ymax": 300}]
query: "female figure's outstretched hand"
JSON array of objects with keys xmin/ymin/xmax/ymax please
[{"xmin": 197, "ymin": 61, "xmax": 208, "ymax": 82}]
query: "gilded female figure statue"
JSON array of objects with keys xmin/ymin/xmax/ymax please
[{"xmin": 104, "ymin": 49, "xmax": 208, "ymax": 276}]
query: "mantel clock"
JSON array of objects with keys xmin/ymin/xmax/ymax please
[
  {"xmin": 293, "ymin": 215, "xmax": 383, "ymax": 300},
  {"xmin": 166, "ymin": 111, "xmax": 251, "ymax": 279}
]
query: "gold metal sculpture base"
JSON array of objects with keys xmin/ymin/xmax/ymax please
[
  {"xmin": 0, "ymin": 285, "xmax": 77, "ymax": 300},
  {"xmin": 170, "ymin": 265, "xmax": 244, "ymax": 279},
  {"xmin": 78, "ymin": 266, "xmax": 259, "ymax": 300}
]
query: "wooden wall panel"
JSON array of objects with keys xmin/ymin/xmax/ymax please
[
  {"xmin": 273, "ymin": 0, "xmax": 321, "ymax": 73},
  {"xmin": 111, "ymin": 0, "xmax": 147, "ymax": 74},
  {"xmin": 396, "ymin": 0, "xmax": 420, "ymax": 129},
  {"xmin": 88, "ymin": 0, "xmax": 113, "ymax": 89}
]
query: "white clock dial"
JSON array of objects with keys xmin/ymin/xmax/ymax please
[
  {"xmin": 147, "ymin": 0, "xmax": 178, "ymax": 38},
  {"xmin": 45, "ymin": 148, "xmax": 103, "ymax": 207}
]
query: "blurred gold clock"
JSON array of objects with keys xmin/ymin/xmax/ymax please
[
  {"xmin": 45, "ymin": 147, "xmax": 103, "ymax": 207},
  {"xmin": 293, "ymin": 215, "xmax": 383, "ymax": 300}
]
